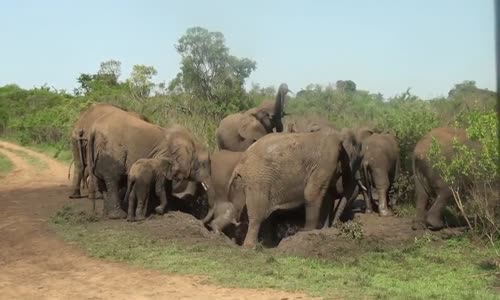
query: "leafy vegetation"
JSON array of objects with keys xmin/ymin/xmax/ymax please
[{"xmin": 0, "ymin": 152, "xmax": 13, "ymax": 177}]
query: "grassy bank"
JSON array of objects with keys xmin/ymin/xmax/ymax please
[
  {"xmin": 0, "ymin": 152, "xmax": 13, "ymax": 177},
  {"xmin": 52, "ymin": 206, "xmax": 500, "ymax": 300}
]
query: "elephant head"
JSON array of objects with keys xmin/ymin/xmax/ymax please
[{"xmin": 251, "ymin": 83, "xmax": 292, "ymax": 133}]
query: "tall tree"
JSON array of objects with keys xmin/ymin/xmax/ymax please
[
  {"xmin": 169, "ymin": 27, "xmax": 256, "ymax": 113},
  {"xmin": 127, "ymin": 64, "xmax": 158, "ymax": 101}
]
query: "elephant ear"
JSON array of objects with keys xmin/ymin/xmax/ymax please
[
  {"xmin": 238, "ymin": 117, "xmax": 267, "ymax": 142},
  {"xmin": 357, "ymin": 127, "xmax": 374, "ymax": 143},
  {"xmin": 307, "ymin": 123, "xmax": 321, "ymax": 133}
]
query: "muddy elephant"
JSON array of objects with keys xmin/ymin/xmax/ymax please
[
  {"xmin": 124, "ymin": 157, "xmax": 180, "ymax": 222},
  {"xmin": 287, "ymin": 119, "xmax": 374, "ymax": 226},
  {"xmin": 87, "ymin": 111, "xmax": 211, "ymax": 219},
  {"xmin": 215, "ymin": 83, "xmax": 291, "ymax": 151},
  {"xmin": 359, "ymin": 132, "xmax": 400, "ymax": 216},
  {"xmin": 69, "ymin": 103, "xmax": 150, "ymax": 200},
  {"xmin": 226, "ymin": 130, "xmax": 357, "ymax": 248},
  {"xmin": 202, "ymin": 150, "xmax": 244, "ymax": 232},
  {"xmin": 412, "ymin": 127, "xmax": 474, "ymax": 230}
]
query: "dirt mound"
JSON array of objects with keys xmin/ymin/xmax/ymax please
[
  {"xmin": 131, "ymin": 211, "xmax": 237, "ymax": 246},
  {"xmin": 276, "ymin": 213, "xmax": 467, "ymax": 259},
  {"xmin": 276, "ymin": 214, "xmax": 424, "ymax": 259}
]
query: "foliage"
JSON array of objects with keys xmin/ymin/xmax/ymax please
[
  {"xmin": 428, "ymin": 111, "xmax": 499, "ymax": 240},
  {"xmin": 169, "ymin": 27, "xmax": 257, "ymax": 117},
  {"xmin": 0, "ymin": 152, "xmax": 13, "ymax": 176}
]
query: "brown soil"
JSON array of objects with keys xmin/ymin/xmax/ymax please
[{"xmin": 0, "ymin": 141, "xmax": 314, "ymax": 300}]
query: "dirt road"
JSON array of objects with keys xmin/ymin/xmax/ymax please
[{"xmin": 0, "ymin": 141, "xmax": 314, "ymax": 300}]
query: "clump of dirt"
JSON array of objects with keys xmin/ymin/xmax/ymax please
[
  {"xmin": 129, "ymin": 211, "xmax": 237, "ymax": 247},
  {"xmin": 275, "ymin": 213, "xmax": 467, "ymax": 259}
]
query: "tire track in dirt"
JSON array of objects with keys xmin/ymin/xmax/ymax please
[{"xmin": 0, "ymin": 141, "xmax": 317, "ymax": 300}]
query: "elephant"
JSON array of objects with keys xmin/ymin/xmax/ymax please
[
  {"xmin": 87, "ymin": 111, "xmax": 211, "ymax": 219},
  {"xmin": 411, "ymin": 127, "xmax": 473, "ymax": 230},
  {"xmin": 358, "ymin": 132, "xmax": 400, "ymax": 216},
  {"xmin": 202, "ymin": 150, "xmax": 244, "ymax": 232},
  {"xmin": 69, "ymin": 103, "xmax": 150, "ymax": 200},
  {"xmin": 215, "ymin": 83, "xmax": 292, "ymax": 151},
  {"xmin": 287, "ymin": 119, "xmax": 375, "ymax": 226},
  {"xmin": 226, "ymin": 130, "xmax": 357, "ymax": 248},
  {"xmin": 124, "ymin": 157, "xmax": 179, "ymax": 222}
]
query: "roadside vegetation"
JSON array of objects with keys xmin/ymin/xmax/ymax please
[{"xmin": 0, "ymin": 152, "xmax": 13, "ymax": 177}]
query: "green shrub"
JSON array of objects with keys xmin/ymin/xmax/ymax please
[{"xmin": 429, "ymin": 111, "xmax": 499, "ymax": 240}]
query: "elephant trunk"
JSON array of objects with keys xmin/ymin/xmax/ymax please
[
  {"xmin": 329, "ymin": 143, "xmax": 356, "ymax": 226},
  {"xmin": 272, "ymin": 83, "xmax": 290, "ymax": 133}
]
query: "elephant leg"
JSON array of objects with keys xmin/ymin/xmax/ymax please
[
  {"xmin": 303, "ymin": 171, "xmax": 330, "ymax": 230},
  {"xmin": 372, "ymin": 169, "xmax": 392, "ymax": 216},
  {"xmin": 87, "ymin": 173, "xmax": 97, "ymax": 199},
  {"xmin": 127, "ymin": 186, "xmax": 136, "ymax": 222},
  {"xmin": 242, "ymin": 190, "xmax": 268, "ymax": 249},
  {"xmin": 412, "ymin": 175, "xmax": 429, "ymax": 230},
  {"xmin": 426, "ymin": 186, "xmax": 452, "ymax": 230},
  {"xmin": 154, "ymin": 181, "xmax": 168, "ymax": 215},
  {"xmin": 362, "ymin": 188, "xmax": 373, "ymax": 213},
  {"xmin": 102, "ymin": 176, "xmax": 127, "ymax": 219},
  {"xmin": 69, "ymin": 141, "xmax": 84, "ymax": 199},
  {"xmin": 135, "ymin": 183, "xmax": 149, "ymax": 221}
]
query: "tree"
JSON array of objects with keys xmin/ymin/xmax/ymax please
[
  {"xmin": 127, "ymin": 65, "xmax": 158, "ymax": 101},
  {"xmin": 97, "ymin": 60, "xmax": 122, "ymax": 86},
  {"xmin": 74, "ymin": 60, "xmax": 123, "ymax": 95},
  {"xmin": 169, "ymin": 27, "xmax": 257, "ymax": 113},
  {"xmin": 336, "ymin": 80, "xmax": 357, "ymax": 93}
]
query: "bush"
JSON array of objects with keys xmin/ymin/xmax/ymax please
[{"xmin": 429, "ymin": 111, "xmax": 499, "ymax": 240}]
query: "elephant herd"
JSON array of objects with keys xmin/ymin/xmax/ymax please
[{"xmin": 69, "ymin": 84, "xmax": 474, "ymax": 248}]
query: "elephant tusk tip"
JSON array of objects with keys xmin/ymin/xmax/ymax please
[{"xmin": 201, "ymin": 182, "xmax": 208, "ymax": 191}]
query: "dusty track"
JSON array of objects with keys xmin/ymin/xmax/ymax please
[{"xmin": 0, "ymin": 141, "xmax": 314, "ymax": 300}]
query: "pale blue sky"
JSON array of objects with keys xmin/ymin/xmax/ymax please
[{"xmin": 0, "ymin": 0, "xmax": 496, "ymax": 98}]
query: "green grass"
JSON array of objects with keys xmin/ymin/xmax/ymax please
[
  {"xmin": 28, "ymin": 143, "xmax": 72, "ymax": 163},
  {"xmin": 52, "ymin": 206, "xmax": 500, "ymax": 300},
  {"xmin": 5, "ymin": 147, "xmax": 47, "ymax": 170},
  {"xmin": 0, "ymin": 152, "xmax": 13, "ymax": 177}
]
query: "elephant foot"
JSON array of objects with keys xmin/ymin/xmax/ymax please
[
  {"xmin": 154, "ymin": 206, "xmax": 165, "ymax": 215},
  {"xmin": 426, "ymin": 217, "xmax": 444, "ymax": 231},
  {"xmin": 108, "ymin": 208, "xmax": 127, "ymax": 219},
  {"xmin": 69, "ymin": 192, "xmax": 84, "ymax": 199},
  {"xmin": 365, "ymin": 208, "xmax": 374, "ymax": 214},
  {"xmin": 242, "ymin": 241, "xmax": 256, "ymax": 249},
  {"xmin": 135, "ymin": 215, "xmax": 146, "ymax": 221},
  {"xmin": 411, "ymin": 220, "xmax": 427, "ymax": 231},
  {"xmin": 378, "ymin": 208, "xmax": 393, "ymax": 217},
  {"xmin": 126, "ymin": 216, "xmax": 135, "ymax": 222}
]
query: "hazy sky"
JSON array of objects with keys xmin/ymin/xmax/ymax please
[{"xmin": 0, "ymin": 0, "xmax": 496, "ymax": 98}]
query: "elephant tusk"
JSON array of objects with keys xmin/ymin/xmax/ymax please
[
  {"xmin": 358, "ymin": 179, "xmax": 368, "ymax": 192},
  {"xmin": 201, "ymin": 182, "xmax": 208, "ymax": 191}
]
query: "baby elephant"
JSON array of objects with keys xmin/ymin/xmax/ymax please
[
  {"xmin": 124, "ymin": 158, "xmax": 178, "ymax": 222},
  {"xmin": 359, "ymin": 132, "xmax": 400, "ymax": 216}
]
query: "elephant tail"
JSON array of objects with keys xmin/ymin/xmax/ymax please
[
  {"xmin": 87, "ymin": 129, "xmax": 97, "ymax": 177},
  {"xmin": 394, "ymin": 154, "xmax": 401, "ymax": 183},
  {"xmin": 124, "ymin": 176, "xmax": 135, "ymax": 209},
  {"xmin": 227, "ymin": 166, "xmax": 246, "ymax": 224},
  {"xmin": 77, "ymin": 129, "xmax": 86, "ymax": 171},
  {"xmin": 68, "ymin": 159, "xmax": 74, "ymax": 180}
]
